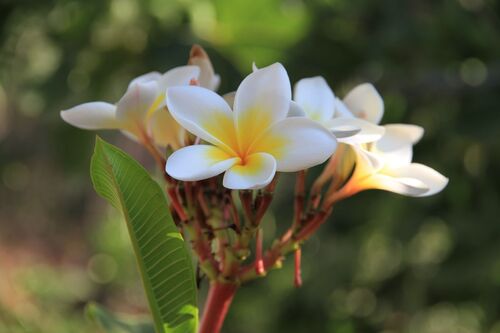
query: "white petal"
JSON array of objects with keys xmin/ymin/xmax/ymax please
[
  {"xmin": 294, "ymin": 76, "xmax": 334, "ymax": 122},
  {"xmin": 159, "ymin": 65, "xmax": 200, "ymax": 90},
  {"xmin": 148, "ymin": 108, "xmax": 184, "ymax": 149},
  {"xmin": 334, "ymin": 98, "xmax": 355, "ymax": 118},
  {"xmin": 166, "ymin": 145, "xmax": 238, "ymax": 181},
  {"xmin": 287, "ymin": 101, "xmax": 306, "ymax": 117},
  {"xmin": 166, "ymin": 86, "xmax": 237, "ymax": 154},
  {"xmin": 223, "ymin": 153, "xmax": 276, "ymax": 190},
  {"xmin": 251, "ymin": 117, "xmax": 337, "ymax": 172},
  {"xmin": 343, "ymin": 83, "xmax": 384, "ymax": 124},
  {"xmin": 386, "ymin": 163, "xmax": 448, "ymax": 197},
  {"xmin": 116, "ymin": 81, "xmax": 160, "ymax": 122},
  {"xmin": 188, "ymin": 45, "xmax": 219, "ymax": 91},
  {"xmin": 60, "ymin": 102, "xmax": 120, "ymax": 130},
  {"xmin": 352, "ymin": 146, "xmax": 385, "ymax": 178},
  {"xmin": 128, "ymin": 72, "xmax": 162, "ymax": 89},
  {"xmin": 233, "ymin": 63, "xmax": 291, "ymax": 151},
  {"xmin": 378, "ymin": 124, "xmax": 424, "ymax": 150},
  {"xmin": 365, "ymin": 174, "xmax": 430, "ymax": 196},
  {"xmin": 325, "ymin": 117, "xmax": 385, "ymax": 144}
]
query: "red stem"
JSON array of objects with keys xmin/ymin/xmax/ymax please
[{"xmin": 199, "ymin": 282, "xmax": 238, "ymax": 333}]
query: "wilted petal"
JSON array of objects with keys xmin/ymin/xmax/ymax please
[
  {"xmin": 252, "ymin": 117, "xmax": 337, "ymax": 172},
  {"xmin": 343, "ymin": 83, "xmax": 384, "ymax": 124},
  {"xmin": 294, "ymin": 76, "xmax": 335, "ymax": 122},
  {"xmin": 188, "ymin": 45, "xmax": 220, "ymax": 91},
  {"xmin": 166, "ymin": 86, "xmax": 238, "ymax": 154},
  {"xmin": 166, "ymin": 145, "xmax": 239, "ymax": 181},
  {"xmin": 325, "ymin": 117, "xmax": 385, "ymax": 144},
  {"xmin": 385, "ymin": 163, "xmax": 448, "ymax": 197},
  {"xmin": 116, "ymin": 81, "xmax": 160, "ymax": 122},
  {"xmin": 223, "ymin": 153, "xmax": 276, "ymax": 190},
  {"xmin": 159, "ymin": 65, "xmax": 200, "ymax": 90},
  {"xmin": 233, "ymin": 63, "xmax": 291, "ymax": 152},
  {"xmin": 60, "ymin": 102, "xmax": 120, "ymax": 130}
]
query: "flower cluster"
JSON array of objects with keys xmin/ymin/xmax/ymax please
[{"xmin": 62, "ymin": 45, "xmax": 447, "ymax": 288}]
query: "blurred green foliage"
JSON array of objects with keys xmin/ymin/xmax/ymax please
[{"xmin": 1, "ymin": 0, "xmax": 500, "ymax": 332}]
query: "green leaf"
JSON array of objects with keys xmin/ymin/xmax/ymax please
[
  {"xmin": 90, "ymin": 137, "xmax": 198, "ymax": 333},
  {"xmin": 85, "ymin": 302, "xmax": 155, "ymax": 333}
]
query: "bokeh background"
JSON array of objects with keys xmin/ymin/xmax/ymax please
[{"xmin": 1, "ymin": 0, "xmax": 500, "ymax": 332}]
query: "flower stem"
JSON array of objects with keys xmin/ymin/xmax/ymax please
[{"xmin": 199, "ymin": 282, "xmax": 238, "ymax": 333}]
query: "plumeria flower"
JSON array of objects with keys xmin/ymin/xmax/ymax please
[
  {"xmin": 60, "ymin": 65, "xmax": 200, "ymax": 149},
  {"xmin": 292, "ymin": 77, "xmax": 386, "ymax": 144},
  {"xmin": 165, "ymin": 63, "xmax": 337, "ymax": 190},
  {"xmin": 325, "ymin": 124, "xmax": 448, "ymax": 203}
]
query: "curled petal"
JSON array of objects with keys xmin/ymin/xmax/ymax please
[
  {"xmin": 116, "ymin": 81, "xmax": 160, "ymax": 122},
  {"xmin": 188, "ymin": 45, "xmax": 220, "ymax": 91},
  {"xmin": 234, "ymin": 63, "xmax": 291, "ymax": 152},
  {"xmin": 325, "ymin": 117, "xmax": 385, "ymax": 144},
  {"xmin": 166, "ymin": 145, "xmax": 239, "ymax": 181},
  {"xmin": 60, "ymin": 102, "xmax": 120, "ymax": 130},
  {"xmin": 252, "ymin": 117, "xmax": 337, "ymax": 172},
  {"xmin": 362, "ymin": 174, "xmax": 430, "ymax": 197},
  {"xmin": 385, "ymin": 163, "xmax": 448, "ymax": 197},
  {"xmin": 343, "ymin": 83, "xmax": 384, "ymax": 124},
  {"xmin": 166, "ymin": 86, "xmax": 238, "ymax": 154},
  {"xmin": 223, "ymin": 153, "xmax": 277, "ymax": 190},
  {"xmin": 294, "ymin": 76, "xmax": 334, "ymax": 122},
  {"xmin": 159, "ymin": 65, "xmax": 200, "ymax": 90}
]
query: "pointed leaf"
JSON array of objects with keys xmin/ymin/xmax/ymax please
[{"xmin": 90, "ymin": 137, "xmax": 198, "ymax": 333}]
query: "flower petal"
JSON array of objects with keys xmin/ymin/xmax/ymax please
[
  {"xmin": 362, "ymin": 173, "xmax": 430, "ymax": 196},
  {"xmin": 324, "ymin": 117, "xmax": 385, "ymax": 144},
  {"xmin": 60, "ymin": 102, "xmax": 120, "ymax": 130},
  {"xmin": 128, "ymin": 72, "xmax": 162, "ymax": 88},
  {"xmin": 188, "ymin": 45, "xmax": 220, "ymax": 91},
  {"xmin": 251, "ymin": 117, "xmax": 337, "ymax": 172},
  {"xmin": 166, "ymin": 86, "xmax": 238, "ymax": 154},
  {"xmin": 116, "ymin": 81, "xmax": 160, "ymax": 122},
  {"xmin": 334, "ymin": 98, "xmax": 355, "ymax": 118},
  {"xmin": 223, "ymin": 153, "xmax": 277, "ymax": 190},
  {"xmin": 385, "ymin": 163, "xmax": 448, "ymax": 197},
  {"xmin": 148, "ymin": 108, "xmax": 185, "ymax": 149},
  {"xmin": 159, "ymin": 65, "xmax": 200, "ymax": 90},
  {"xmin": 294, "ymin": 76, "xmax": 334, "ymax": 122},
  {"xmin": 166, "ymin": 145, "xmax": 239, "ymax": 181},
  {"xmin": 233, "ymin": 63, "xmax": 291, "ymax": 152},
  {"xmin": 343, "ymin": 83, "xmax": 384, "ymax": 124},
  {"xmin": 377, "ymin": 124, "xmax": 424, "ymax": 152},
  {"xmin": 287, "ymin": 101, "xmax": 306, "ymax": 117}
]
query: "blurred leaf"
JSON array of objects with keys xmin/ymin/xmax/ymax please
[
  {"xmin": 90, "ymin": 137, "xmax": 198, "ymax": 333},
  {"xmin": 85, "ymin": 302, "xmax": 154, "ymax": 333}
]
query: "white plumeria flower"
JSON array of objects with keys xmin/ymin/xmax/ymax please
[
  {"xmin": 60, "ymin": 65, "xmax": 200, "ymax": 149},
  {"xmin": 165, "ymin": 63, "xmax": 338, "ymax": 190},
  {"xmin": 292, "ymin": 77, "xmax": 386, "ymax": 144},
  {"xmin": 336, "ymin": 124, "xmax": 448, "ymax": 198}
]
